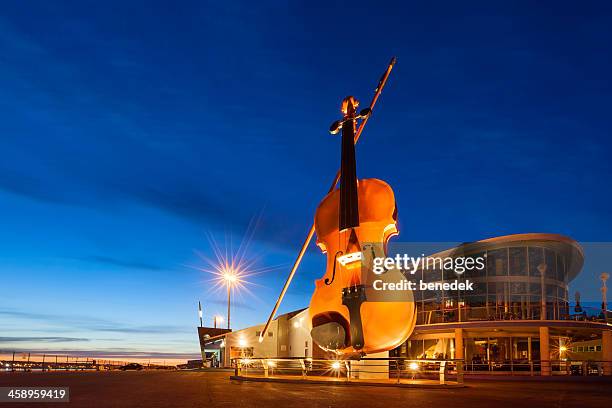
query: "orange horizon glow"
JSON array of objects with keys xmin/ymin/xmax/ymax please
[{"xmin": 0, "ymin": 352, "xmax": 194, "ymax": 367}]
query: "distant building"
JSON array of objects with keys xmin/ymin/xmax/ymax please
[
  {"xmin": 198, "ymin": 233, "xmax": 612, "ymax": 375},
  {"xmin": 198, "ymin": 309, "xmax": 315, "ymax": 367}
]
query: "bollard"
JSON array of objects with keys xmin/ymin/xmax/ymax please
[
  {"xmin": 456, "ymin": 361, "xmax": 464, "ymax": 384},
  {"xmin": 396, "ymin": 360, "xmax": 401, "ymax": 384},
  {"xmin": 439, "ymin": 361, "xmax": 446, "ymax": 385},
  {"xmin": 299, "ymin": 359, "xmax": 306, "ymax": 379}
]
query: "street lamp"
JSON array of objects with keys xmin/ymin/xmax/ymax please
[
  {"xmin": 223, "ymin": 270, "xmax": 238, "ymax": 329},
  {"xmin": 538, "ymin": 263, "xmax": 547, "ymax": 320},
  {"xmin": 601, "ymin": 273, "xmax": 609, "ymax": 321},
  {"xmin": 214, "ymin": 315, "xmax": 224, "ymax": 329}
]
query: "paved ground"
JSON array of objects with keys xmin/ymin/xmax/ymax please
[{"xmin": 1, "ymin": 370, "xmax": 611, "ymax": 408}]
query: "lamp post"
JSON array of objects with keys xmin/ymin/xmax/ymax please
[
  {"xmin": 223, "ymin": 271, "xmax": 237, "ymax": 329},
  {"xmin": 538, "ymin": 263, "xmax": 547, "ymax": 320},
  {"xmin": 601, "ymin": 273, "xmax": 609, "ymax": 321},
  {"xmin": 198, "ymin": 301, "xmax": 203, "ymax": 327},
  {"xmin": 214, "ymin": 315, "xmax": 223, "ymax": 329},
  {"xmin": 227, "ymin": 280, "xmax": 231, "ymax": 330}
]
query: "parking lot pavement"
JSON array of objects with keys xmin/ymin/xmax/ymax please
[{"xmin": 1, "ymin": 370, "xmax": 611, "ymax": 408}]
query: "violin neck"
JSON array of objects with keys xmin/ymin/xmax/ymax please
[{"xmin": 339, "ymin": 98, "xmax": 360, "ymax": 231}]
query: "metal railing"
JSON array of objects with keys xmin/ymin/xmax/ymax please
[
  {"xmin": 0, "ymin": 351, "xmax": 176, "ymax": 372},
  {"xmin": 231, "ymin": 357, "xmax": 464, "ymax": 385},
  {"xmin": 417, "ymin": 306, "xmax": 612, "ymax": 325},
  {"xmin": 464, "ymin": 359, "xmax": 612, "ymax": 376}
]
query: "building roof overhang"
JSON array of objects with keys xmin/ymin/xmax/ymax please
[{"xmin": 425, "ymin": 233, "xmax": 584, "ymax": 282}]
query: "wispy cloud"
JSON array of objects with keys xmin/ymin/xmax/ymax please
[
  {"xmin": 0, "ymin": 337, "xmax": 89, "ymax": 343},
  {"xmin": 0, "ymin": 308, "xmax": 191, "ymax": 335},
  {"xmin": 70, "ymin": 255, "xmax": 167, "ymax": 271},
  {"xmin": 0, "ymin": 348, "xmax": 200, "ymax": 360},
  {"xmin": 208, "ymin": 299, "xmax": 255, "ymax": 311}
]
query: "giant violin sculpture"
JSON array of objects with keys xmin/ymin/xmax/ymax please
[{"xmin": 308, "ymin": 96, "xmax": 416, "ymax": 355}]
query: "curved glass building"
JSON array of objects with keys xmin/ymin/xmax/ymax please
[
  {"xmin": 413, "ymin": 233, "xmax": 583, "ymax": 325},
  {"xmin": 395, "ymin": 233, "xmax": 611, "ymax": 375}
]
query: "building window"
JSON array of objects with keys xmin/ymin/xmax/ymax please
[
  {"xmin": 596, "ymin": 345, "xmax": 602, "ymax": 352},
  {"xmin": 528, "ymin": 247, "xmax": 545, "ymax": 277},
  {"xmin": 509, "ymin": 247, "xmax": 527, "ymax": 276},
  {"xmin": 556, "ymin": 254, "xmax": 566, "ymax": 281},
  {"xmin": 545, "ymin": 250, "xmax": 557, "ymax": 279},
  {"xmin": 487, "ymin": 249, "xmax": 507, "ymax": 276}
]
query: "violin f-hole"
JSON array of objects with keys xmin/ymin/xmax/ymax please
[{"xmin": 324, "ymin": 251, "xmax": 344, "ymax": 285}]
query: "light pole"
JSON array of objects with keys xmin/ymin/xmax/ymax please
[
  {"xmin": 223, "ymin": 271, "xmax": 237, "ymax": 330},
  {"xmin": 214, "ymin": 315, "xmax": 223, "ymax": 329},
  {"xmin": 601, "ymin": 273, "xmax": 609, "ymax": 321},
  {"xmin": 538, "ymin": 263, "xmax": 547, "ymax": 320},
  {"xmin": 227, "ymin": 280, "xmax": 231, "ymax": 330}
]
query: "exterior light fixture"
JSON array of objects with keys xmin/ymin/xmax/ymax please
[
  {"xmin": 409, "ymin": 362, "xmax": 419, "ymax": 371},
  {"xmin": 331, "ymin": 361, "xmax": 341, "ymax": 370},
  {"xmin": 223, "ymin": 272, "xmax": 237, "ymax": 283}
]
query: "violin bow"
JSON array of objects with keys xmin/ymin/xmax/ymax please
[{"xmin": 258, "ymin": 57, "xmax": 397, "ymax": 343}]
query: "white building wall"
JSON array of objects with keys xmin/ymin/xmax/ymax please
[
  {"xmin": 223, "ymin": 320, "xmax": 279, "ymax": 366},
  {"xmin": 222, "ymin": 308, "xmax": 315, "ymax": 365},
  {"xmin": 287, "ymin": 309, "xmax": 312, "ymax": 358}
]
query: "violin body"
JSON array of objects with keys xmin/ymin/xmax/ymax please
[
  {"xmin": 307, "ymin": 95, "xmax": 415, "ymax": 356},
  {"xmin": 309, "ymin": 178, "xmax": 416, "ymax": 355}
]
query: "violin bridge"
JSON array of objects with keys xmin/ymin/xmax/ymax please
[{"xmin": 337, "ymin": 251, "xmax": 362, "ymax": 267}]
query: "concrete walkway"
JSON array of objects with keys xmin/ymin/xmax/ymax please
[{"xmin": 230, "ymin": 374, "xmax": 464, "ymax": 388}]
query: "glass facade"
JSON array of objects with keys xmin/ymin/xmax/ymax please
[
  {"xmin": 413, "ymin": 244, "xmax": 571, "ymax": 325},
  {"xmin": 390, "ymin": 237, "xmax": 604, "ymax": 375}
]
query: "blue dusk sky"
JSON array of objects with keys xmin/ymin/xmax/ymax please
[{"xmin": 1, "ymin": 2, "xmax": 611, "ymax": 361}]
